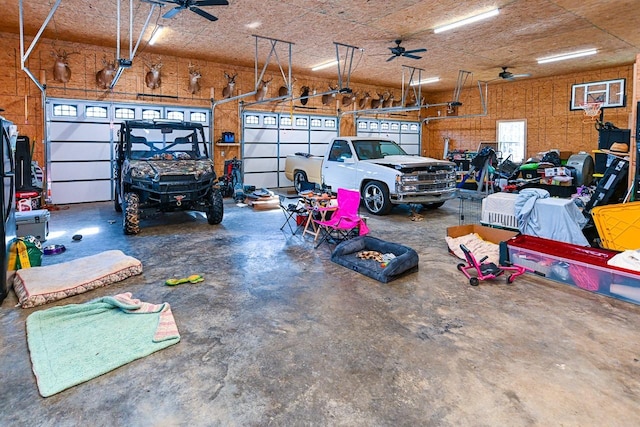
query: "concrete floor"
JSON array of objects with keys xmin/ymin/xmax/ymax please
[{"xmin": 1, "ymin": 197, "xmax": 640, "ymax": 426}]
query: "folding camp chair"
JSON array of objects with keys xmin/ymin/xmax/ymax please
[
  {"xmin": 313, "ymin": 188, "xmax": 370, "ymax": 248},
  {"xmin": 279, "ymin": 195, "xmax": 307, "ymax": 235},
  {"xmin": 279, "ymin": 181, "xmax": 316, "ymax": 235}
]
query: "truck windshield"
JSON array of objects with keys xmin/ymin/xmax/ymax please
[{"xmin": 353, "ymin": 139, "xmax": 407, "ymax": 160}]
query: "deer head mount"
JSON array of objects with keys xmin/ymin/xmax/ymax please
[
  {"xmin": 145, "ymin": 61, "xmax": 163, "ymax": 90},
  {"xmin": 278, "ymin": 78, "xmax": 297, "ymax": 98},
  {"xmin": 341, "ymin": 90, "xmax": 358, "ymax": 108},
  {"xmin": 222, "ymin": 71, "xmax": 237, "ymax": 99},
  {"xmin": 370, "ymin": 92, "xmax": 385, "ymax": 109},
  {"xmin": 188, "ymin": 63, "xmax": 201, "ymax": 94},
  {"xmin": 255, "ymin": 76, "xmax": 273, "ymax": 102},
  {"xmin": 300, "ymin": 86, "xmax": 310, "ymax": 105},
  {"xmin": 406, "ymin": 91, "xmax": 424, "ymax": 107},
  {"xmin": 382, "ymin": 92, "xmax": 394, "ymax": 109},
  {"xmin": 95, "ymin": 56, "xmax": 117, "ymax": 90},
  {"xmin": 51, "ymin": 48, "xmax": 76, "ymax": 83},
  {"xmin": 321, "ymin": 85, "xmax": 338, "ymax": 106},
  {"xmin": 358, "ymin": 92, "xmax": 371, "ymax": 109}
]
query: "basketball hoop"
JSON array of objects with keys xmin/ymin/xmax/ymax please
[{"xmin": 579, "ymin": 102, "xmax": 603, "ymax": 123}]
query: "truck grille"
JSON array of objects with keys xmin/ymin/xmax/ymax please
[{"xmin": 397, "ymin": 167, "xmax": 457, "ymax": 194}]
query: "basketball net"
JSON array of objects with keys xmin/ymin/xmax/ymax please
[{"xmin": 579, "ymin": 102, "xmax": 602, "ymax": 124}]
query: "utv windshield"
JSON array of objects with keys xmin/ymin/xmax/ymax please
[
  {"xmin": 126, "ymin": 122, "xmax": 208, "ymax": 160},
  {"xmin": 352, "ymin": 139, "xmax": 408, "ymax": 160}
]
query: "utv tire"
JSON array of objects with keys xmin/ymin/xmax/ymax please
[
  {"xmin": 123, "ymin": 192, "xmax": 140, "ymax": 235},
  {"xmin": 293, "ymin": 170, "xmax": 308, "ymax": 193},
  {"xmin": 114, "ymin": 187, "xmax": 122, "ymax": 213},
  {"xmin": 363, "ymin": 181, "xmax": 392, "ymax": 215},
  {"xmin": 207, "ymin": 188, "xmax": 224, "ymax": 225}
]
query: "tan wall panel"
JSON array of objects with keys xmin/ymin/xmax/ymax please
[{"xmin": 423, "ymin": 64, "xmax": 634, "ymax": 160}]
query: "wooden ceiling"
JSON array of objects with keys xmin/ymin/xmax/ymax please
[{"xmin": 6, "ymin": 0, "xmax": 640, "ymax": 91}]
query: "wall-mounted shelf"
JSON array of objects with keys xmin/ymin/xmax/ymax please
[{"xmin": 216, "ymin": 143, "xmax": 240, "ymax": 147}]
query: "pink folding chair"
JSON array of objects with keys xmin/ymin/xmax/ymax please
[{"xmin": 313, "ymin": 188, "xmax": 369, "ymax": 248}]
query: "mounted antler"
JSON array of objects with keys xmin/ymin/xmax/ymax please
[
  {"xmin": 51, "ymin": 48, "xmax": 76, "ymax": 83},
  {"xmin": 358, "ymin": 92, "xmax": 371, "ymax": 109},
  {"xmin": 382, "ymin": 92, "xmax": 394, "ymax": 108},
  {"xmin": 370, "ymin": 92, "xmax": 385, "ymax": 109},
  {"xmin": 96, "ymin": 56, "xmax": 117, "ymax": 89},
  {"xmin": 321, "ymin": 85, "xmax": 338, "ymax": 106},
  {"xmin": 222, "ymin": 71, "xmax": 237, "ymax": 99},
  {"xmin": 255, "ymin": 76, "xmax": 273, "ymax": 101},
  {"xmin": 300, "ymin": 86, "xmax": 310, "ymax": 106},
  {"xmin": 145, "ymin": 61, "xmax": 163, "ymax": 90},
  {"xmin": 188, "ymin": 63, "xmax": 201, "ymax": 94},
  {"xmin": 341, "ymin": 90, "xmax": 358, "ymax": 108},
  {"xmin": 278, "ymin": 77, "xmax": 297, "ymax": 98}
]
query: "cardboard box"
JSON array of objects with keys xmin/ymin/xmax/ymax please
[
  {"xmin": 507, "ymin": 234, "xmax": 640, "ymax": 306},
  {"xmin": 446, "ymin": 224, "xmax": 518, "ymax": 245}
]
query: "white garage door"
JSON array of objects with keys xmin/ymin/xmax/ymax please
[
  {"xmin": 356, "ymin": 119, "xmax": 421, "ymax": 154},
  {"xmin": 46, "ymin": 99, "xmax": 210, "ymax": 204},
  {"xmin": 242, "ymin": 112, "xmax": 338, "ymax": 189}
]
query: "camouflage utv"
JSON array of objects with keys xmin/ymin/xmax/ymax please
[{"xmin": 114, "ymin": 119, "xmax": 223, "ymax": 234}]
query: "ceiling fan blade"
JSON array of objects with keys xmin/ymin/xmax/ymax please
[
  {"xmin": 386, "ymin": 56, "xmax": 397, "ymax": 62},
  {"xmin": 162, "ymin": 6, "xmax": 184, "ymax": 19},
  {"xmin": 194, "ymin": 0, "xmax": 229, "ymax": 6},
  {"xmin": 405, "ymin": 48, "xmax": 427, "ymax": 54},
  {"xmin": 403, "ymin": 53, "xmax": 422, "ymax": 60},
  {"xmin": 512, "ymin": 73, "xmax": 532, "ymax": 78},
  {"xmin": 190, "ymin": 6, "xmax": 218, "ymax": 21}
]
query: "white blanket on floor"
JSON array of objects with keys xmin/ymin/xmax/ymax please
[
  {"xmin": 13, "ymin": 250, "xmax": 143, "ymax": 308},
  {"xmin": 446, "ymin": 233, "xmax": 500, "ymax": 266}
]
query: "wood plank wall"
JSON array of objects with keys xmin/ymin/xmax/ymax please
[
  {"xmin": 0, "ymin": 31, "xmax": 636, "ymax": 181},
  {"xmin": 421, "ymin": 65, "xmax": 634, "ymax": 161},
  {"xmin": 0, "ymin": 32, "xmax": 411, "ymax": 177}
]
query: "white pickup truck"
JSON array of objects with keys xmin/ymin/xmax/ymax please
[{"xmin": 284, "ymin": 137, "xmax": 457, "ymax": 215}]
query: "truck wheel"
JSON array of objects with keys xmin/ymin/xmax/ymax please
[
  {"xmin": 363, "ymin": 181, "xmax": 392, "ymax": 215},
  {"xmin": 123, "ymin": 192, "xmax": 140, "ymax": 235},
  {"xmin": 207, "ymin": 188, "xmax": 224, "ymax": 225},
  {"xmin": 293, "ymin": 170, "xmax": 308, "ymax": 193},
  {"xmin": 421, "ymin": 201, "xmax": 445, "ymax": 209},
  {"xmin": 114, "ymin": 186, "xmax": 122, "ymax": 212}
]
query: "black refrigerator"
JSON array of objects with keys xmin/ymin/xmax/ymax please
[{"xmin": 0, "ymin": 116, "xmax": 16, "ymax": 303}]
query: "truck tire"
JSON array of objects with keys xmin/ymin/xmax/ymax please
[
  {"xmin": 363, "ymin": 181, "xmax": 392, "ymax": 215},
  {"xmin": 207, "ymin": 187, "xmax": 224, "ymax": 225},
  {"xmin": 293, "ymin": 170, "xmax": 308, "ymax": 193},
  {"xmin": 123, "ymin": 192, "xmax": 140, "ymax": 235},
  {"xmin": 421, "ymin": 201, "xmax": 445, "ymax": 209}
]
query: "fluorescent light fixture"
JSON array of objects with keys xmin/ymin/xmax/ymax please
[
  {"xmin": 149, "ymin": 25, "xmax": 164, "ymax": 46},
  {"xmin": 537, "ymin": 48, "xmax": 597, "ymax": 64},
  {"xmin": 245, "ymin": 21, "xmax": 262, "ymax": 29},
  {"xmin": 434, "ymin": 9, "xmax": 499, "ymax": 33},
  {"xmin": 311, "ymin": 60, "xmax": 338, "ymax": 71},
  {"xmin": 410, "ymin": 77, "xmax": 440, "ymax": 86}
]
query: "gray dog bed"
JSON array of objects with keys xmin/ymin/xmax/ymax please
[{"xmin": 331, "ymin": 236, "xmax": 419, "ymax": 283}]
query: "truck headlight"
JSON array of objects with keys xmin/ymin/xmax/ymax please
[{"xmin": 402, "ymin": 175, "xmax": 419, "ymax": 182}]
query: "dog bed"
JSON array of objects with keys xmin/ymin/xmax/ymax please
[
  {"xmin": 331, "ymin": 236, "xmax": 419, "ymax": 283},
  {"xmin": 13, "ymin": 250, "xmax": 143, "ymax": 308}
]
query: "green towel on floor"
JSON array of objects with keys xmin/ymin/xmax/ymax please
[{"xmin": 26, "ymin": 293, "xmax": 180, "ymax": 397}]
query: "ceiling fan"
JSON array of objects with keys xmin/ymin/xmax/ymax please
[
  {"xmin": 386, "ymin": 39, "xmax": 427, "ymax": 62},
  {"xmin": 497, "ymin": 66, "xmax": 531, "ymax": 81},
  {"xmin": 161, "ymin": 0, "xmax": 229, "ymax": 21}
]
